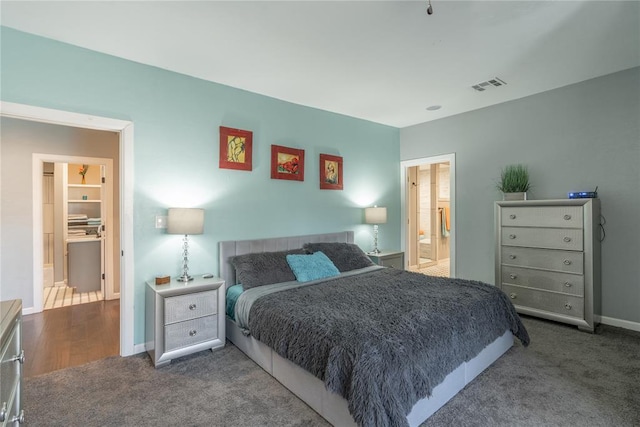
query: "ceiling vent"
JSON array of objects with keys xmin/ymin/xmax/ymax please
[{"xmin": 472, "ymin": 77, "xmax": 507, "ymax": 92}]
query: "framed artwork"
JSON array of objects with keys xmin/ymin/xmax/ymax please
[
  {"xmin": 320, "ymin": 154, "xmax": 343, "ymax": 190},
  {"xmin": 271, "ymin": 145, "xmax": 305, "ymax": 181},
  {"xmin": 219, "ymin": 126, "xmax": 253, "ymax": 171}
]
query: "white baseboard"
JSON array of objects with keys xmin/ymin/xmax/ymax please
[
  {"xmin": 133, "ymin": 343, "xmax": 147, "ymax": 355},
  {"xmin": 596, "ymin": 315, "xmax": 640, "ymax": 332}
]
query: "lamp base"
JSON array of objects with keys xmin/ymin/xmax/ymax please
[
  {"xmin": 177, "ymin": 274, "xmax": 194, "ymax": 282},
  {"xmin": 368, "ymin": 249, "xmax": 381, "ymax": 255}
]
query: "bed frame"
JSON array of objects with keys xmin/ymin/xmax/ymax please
[{"xmin": 219, "ymin": 231, "xmax": 514, "ymax": 426}]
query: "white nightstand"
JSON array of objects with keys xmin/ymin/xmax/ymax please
[
  {"xmin": 145, "ymin": 275, "xmax": 225, "ymax": 368},
  {"xmin": 368, "ymin": 251, "xmax": 405, "ymax": 270}
]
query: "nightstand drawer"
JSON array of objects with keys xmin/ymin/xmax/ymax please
[
  {"xmin": 164, "ymin": 290, "xmax": 217, "ymax": 324},
  {"xmin": 165, "ymin": 315, "xmax": 218, "ymax": 352},
  {"xmin": 501, "ymin": 227, "xmax": 583, "ymax": 251}
]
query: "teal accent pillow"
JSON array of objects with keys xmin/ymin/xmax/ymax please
[
  {"xmin": 286, "ymin": 251, "xmax": 340, "ymax": 282},
  {"xmin": 225, "ymin": 284, "xmax": 244, "ymax": 320}
]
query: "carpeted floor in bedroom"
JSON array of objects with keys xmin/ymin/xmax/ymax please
[{"xmin": 24, "ymin": 315, "xmax": 640, "ymax": 426}]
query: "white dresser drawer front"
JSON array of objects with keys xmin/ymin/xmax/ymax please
[
  {"xmin": 165, "ymin": 290, "xmax": 217, "ymax": 324},
  {"xmin": 501, "ymin": 246, "xmax": 583, "ymax": 273},
  {"xmin": 502, "ymin": 284, "xmax": 584, "ymax": 319},
  {"xmin": 501, "ymin": 227, "xmax": 583, "ymax": 251},
  {"xmin": 0, "ymin": 324, "xmax": 20, "ymax": 408},
  {"xmin": 501, "ymin": 206, "xmax": 583, "ymax": 228},
  {"xmin": 501, "ymin": 266, "xmax": 584, "ymax": 296},
  {"xmin": 165, "ymin": 315, "xmax": 218, "ymax": 352}
]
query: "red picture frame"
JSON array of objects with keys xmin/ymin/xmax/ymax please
[
  {"xmin": 319, "ymin": 154, "xmax": 343, "ymax": 190},
  {"xmin": 219, "ymin": 126, "xmax": 253, "ymax": 171},
  {"xmin": 271, "ymin": 145, "xmax": 305, "ymax": 181}
]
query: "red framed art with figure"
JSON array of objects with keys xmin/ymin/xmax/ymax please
[
  {"xmin": 319, "ymin": 154, "xmax": 343, "ymax": 190},
  {"xmin": 271, "ymin": 145, "xmax": 305, "ymax": 181},
  {"xmin": 219, "ymin": 126, "xmax": 253, "ymax": 171}
]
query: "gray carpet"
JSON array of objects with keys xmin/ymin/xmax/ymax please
[{"xmin": 24, "ymin": 316, "xmax": 640, "ymax": 426}]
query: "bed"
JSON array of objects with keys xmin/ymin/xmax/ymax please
[{"xmin": 219, "ymin": 231, "xmax": 529, "ymax": 427}]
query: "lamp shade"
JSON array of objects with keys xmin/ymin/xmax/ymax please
[
  {"xmin": 167, "ymin": 208, "xmax": 204, "ymax": 235},
  {"xmin": 365, "ymin": 206, "xmax": 387, "ymax": 224}
]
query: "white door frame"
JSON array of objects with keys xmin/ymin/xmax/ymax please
[
  {"xmin": 400, "ymin": 154, "xmax": 456, "ymax": 277},
  {"xmin": 1, "ymin": 101, "xmax": 135, "ymax": 357},
  {"xmin": 33, "ymin": 154, "xmax": 115, "ymax": 302}
]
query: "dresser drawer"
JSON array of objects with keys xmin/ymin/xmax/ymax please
[
  {"xmin": 501, "ymin": 246, "xmax": 583, "ymax": 273},
  {"xmin": 501, "ymin": 206, "xmax": 583, "ymax": 228},
  {"xmin": 164, "ymin": 290, "xmax": 217, "ymax": 325},
  {"xmin": 502, "ymin": 284, "xmax": 584, "ymax": 319},
  {"xmin": 165, "ymin": 315, "xmax": 218, "ymax": 352},
  {"xmin": 501, "ymin": 266, "xmax": 584, "ymax": 296},
  {"xmin": 501, "ymin": 226, "xmax": 583, "ymax": 251},
  {"xmin": 1, "ymin": 321, "xmax": 20, "ymax": 411}
]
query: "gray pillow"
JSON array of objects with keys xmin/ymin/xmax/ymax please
[
  {"xmin": 231, "ymin": 249, "xmax": 306, "ymax": 289},
  {"xmin": 303, "ymin": 242, "xmax": 374, "ymax": 272}
]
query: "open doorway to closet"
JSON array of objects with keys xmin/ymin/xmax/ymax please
[
  {"xmin": 402, "ymin": 154, "xmax": 455, "ymax": 277},
  {"xmin": 42, "ymin": 158, "xmax": 114, "ymax": 310}
]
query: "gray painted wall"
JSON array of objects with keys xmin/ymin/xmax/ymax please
[
  {"xmin": 0, "ymin": 117, "xmax": 121, "ymax": 303},
  {"xmin": 400, "ymin": 67, "xmax": 640, "ymax": 324}
]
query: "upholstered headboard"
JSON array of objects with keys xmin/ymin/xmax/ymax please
[{"xmin": 218, "ymin": 231, "xmax": 354, "ymax": 289}]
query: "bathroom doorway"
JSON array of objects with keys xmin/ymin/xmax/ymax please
[
  {"xmin": 41, "ymin": 158, "xmax": 115, "ymax": 310},
  {"xmin": 402, "ymin": 154, "xmax": 455, "ymax": 277}
]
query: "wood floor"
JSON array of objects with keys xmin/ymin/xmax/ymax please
[
  {"xmin": 43, "ymin": 286, "xmax": 103, "ymax": 309},
  {"xmin": 22, "ymin": 299, "xmax": 120, "ymax": 378}
]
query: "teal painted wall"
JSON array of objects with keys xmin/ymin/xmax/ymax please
[{"xmin": 0, "ymin": 27, "xmax": 400, "ymax": 344}]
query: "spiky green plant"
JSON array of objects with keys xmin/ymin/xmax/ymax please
[{"xmin": 497, "ymin": 164, "xmax": 530, "ymax": 193}]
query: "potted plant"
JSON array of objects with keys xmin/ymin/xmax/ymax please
[{"xmin": 497, "ymin": 164, "xmax": 530, "ymax": 200}]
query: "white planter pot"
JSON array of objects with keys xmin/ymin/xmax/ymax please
[{"xmin": 503, "ymin": 192, "xmax": 527, "ymax": 201}]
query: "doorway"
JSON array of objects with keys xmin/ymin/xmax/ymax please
[
  {"xmin": 1, "ymin": 101, "xmax": 135, "ymax": 357},
  {"xmin": 41, "ymin": 158, "xmax": 114, "ymax": 310},
  {"xmin": 401, "ymin": 154, "xmax": 456, "ymax": 277}
]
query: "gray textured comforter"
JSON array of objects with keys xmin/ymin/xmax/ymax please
[{"xmin": 244, "ymin": 267, "xmax": 529, "ymax": 427}]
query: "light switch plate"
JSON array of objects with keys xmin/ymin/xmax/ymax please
[{"xmin": 155, "ymin": 215, "xmax": 167, "ymax": 229}]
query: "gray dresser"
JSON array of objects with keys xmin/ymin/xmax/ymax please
[
  {"xmin": 495, "ymin": 199, "xmax": 601, "ymax": 332},
  {"xmin": 1, "ymin": 299, "xmax": 24, "ymax": 426},
  {"xmin": 145, "ymin": 276, "xmax": 225, "ymax": 367}
]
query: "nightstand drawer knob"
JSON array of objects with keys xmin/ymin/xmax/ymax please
[
  {"xmin": 10, "ymin": 410, "xmax": 24, "ymax": 424},
  {"xmin": 564, "ymin": 303, "xmax": 572, "ymax": 310},
  {"xmin": 509, "ymin": 274, "xmax": 517, "ymax": 280},
  {"xmin": 510, "ymin": 293, "xmax": 517, "ymax": 299},
  {"xmin": 563, "ymin": 259, "xmax": 572, "ymax": 265},
  {"xmin": 189, "ymin": 304, "xmax": 197, "ymax": 310},
  {"xmin": 564, "ymin": 214, "xmax": 572, "ymax": 220},
  {"xmin": 509, "ymin": 234, "xmax": 516, "ymax": 239},
  {"xmin": 189, "ymin": 330, "xmax": 197, "ymax": 337},
  {"xmin": 0, "ymin": 402, "xmax": 7, "ymax": 422},
  {"xmin": 564, "ymin": 281, "xmax": 572, "ymax": 287},
  {"xmin": 509, "ymin": 254, "xmax": 516, "ymax": 260},
  {"xmin": 563, "ymin": 237, "xmax": 572, "ymax": 243},
  {"xmin": 509, "ymin": 214, "xmax": 516, "ymax": 219}
]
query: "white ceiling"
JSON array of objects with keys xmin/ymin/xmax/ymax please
[{"xmin": 2, "ymin": 1, "xmax": 639, "ymax": 128}]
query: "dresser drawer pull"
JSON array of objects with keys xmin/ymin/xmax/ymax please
[
  {"xmin": 563, "ymin": 259, "xmax": 572, "ymax": 265},
  {"xmin": 189, "ymin": 304, "xmax": 197, "ymax": 310},
  {"xmin": 10, "ymin": 410, "xmax": 25, "ymax": 424},
  {"xmin": 509, "ymin": 254, "xmax": 516, "ymax": 260},
  {"xmin": 509, "ymin": 293, "xmax": 517, "ymax": 299},
  {"xmin": 509, "ymin": 214, "xmax": 516, "ymax": 220},
  {"xmin": 564, "ymin": 281, "xmax": 572, "ymax": 288},
  {"xmin": 9, "ymin": 350, "xmax": 25, "ymax": 364},
  {"xmin": 564, "ymin": 303, "xmax": 572, "ymax": 310},
  {"xmin": 509, "ymin": 274, "xmax": 517, "ymax": 280},
  {"xmin": 563, "ymin": 237, "xmax": 572, "ymax": 243},
  {"xmin": 0, "ymin": 402, "xmax": 7, "ymax": 422},
  {"xmin": 564, "ymin": 214, "xmax": 572, "ymax": 220},
  {"xmin": 509, "ymin": 234, "xmax": 516, "ymax": 239},
  {"xmin": 189, "ymin": 330, "xmax": 197, "ymax": 337}
]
